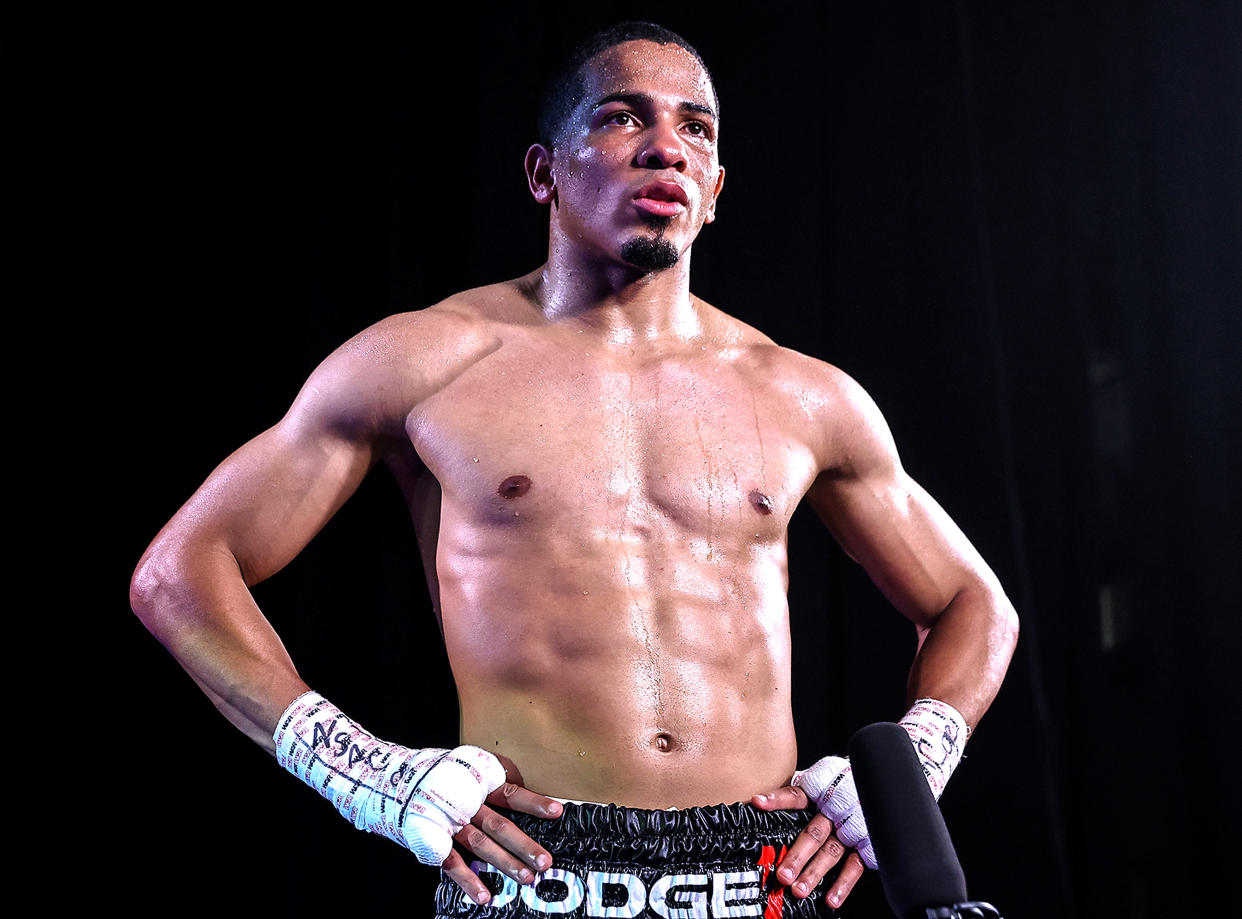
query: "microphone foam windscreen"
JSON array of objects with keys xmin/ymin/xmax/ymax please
[{"xmin": 849, "ymin": 722, "xmax": 968, "ymax": 918}]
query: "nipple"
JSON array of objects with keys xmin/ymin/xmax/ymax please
[
  {"xmin": 498, "ymin": 475, "xmax": 532, "ymax": 499},
  {"xmin": 748, "ymin": 490, "xmax": 774, "ymax": 515}
]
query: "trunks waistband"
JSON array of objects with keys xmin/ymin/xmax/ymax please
[
  {"xmin": 503, "ymin": 801, "xmax": 813, "ymax": 862},
  {"xmin": 435, "ymin": 801, "xmax": 833, "ymax": 918}
]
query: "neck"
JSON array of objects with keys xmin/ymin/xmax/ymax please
[{"xmin": 535, "ymin": 235, "xmax": 701, "ymax": 347}]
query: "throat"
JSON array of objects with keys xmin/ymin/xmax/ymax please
[{"xmin": 534, "ymin": 249, "xmax": 700, "ymax": 342}]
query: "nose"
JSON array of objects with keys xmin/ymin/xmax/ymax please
[{"xmin": 635, "ymin": 122, "xmax": 687, "ymax": 171}]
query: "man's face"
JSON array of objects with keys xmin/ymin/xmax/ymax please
[{"xmin": 547, "ymin": 40, "xmax": 725, "ymax": 272}]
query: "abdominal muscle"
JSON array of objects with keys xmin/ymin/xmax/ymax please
[{"xmin": 436, "ymin": 521, "xmax": 801, "ymax": 808}]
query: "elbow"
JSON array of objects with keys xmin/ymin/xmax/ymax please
[
  {"xmin": 129, "ymin": 536, "xmax": 195, "ymax": 642},
  {"xmin": 130, "ymin": 545, "xmax": 172, "ymax": 634},
  {"xmin": 990, "ymin": 591, "xmax": 1020, "ymax": 668},
  {"xmin": 130, "ymin": 551, "xmax": 159, "ymax": 616},
  {"xmin": 945, "ymin": 580, "xmax": 1020, "ymax": 667},
  {"xmin": 999, "ymin": 593, "xmax": 1019, "ymax": 646}
]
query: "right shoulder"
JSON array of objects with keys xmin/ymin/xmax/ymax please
[
  {"xmin": 331, "ymin": 296, "xmax": 495, "ymax": 375},
  {"xmin": 285, "ymin": 280, "xmax": 528, "ymax": 443}
]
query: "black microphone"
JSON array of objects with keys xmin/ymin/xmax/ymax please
[{"xmin": 848, "ymin": 722, "xmax": 1001, "ymax": 919}]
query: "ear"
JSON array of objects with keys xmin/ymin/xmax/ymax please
[
  {"xmin": 525, "ymin": 143, "xmax": 557, "ymax": 206},
  {"xmin": 704, "ymin": 164, "xmax": 725, "ymax": 223}
]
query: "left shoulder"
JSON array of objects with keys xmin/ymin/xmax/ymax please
[
  {"xmin": 737, "ymin": 345, "xmax": 893, "ymax": 458},
  {"xmin": 694, "ymin": 300, "xmax": 861, "ymax": 397},
  {"xmin": 693, "ymin": 302, "xmax": 898, "ymax": 469}
]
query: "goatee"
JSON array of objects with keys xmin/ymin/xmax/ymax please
[
  {"xmin": 620, "ymin": 238, "xmax": 679, "ymax": 272},
  {"xmin": 620, "ymin": 221, "xmax": 679, "ymax": 272}
]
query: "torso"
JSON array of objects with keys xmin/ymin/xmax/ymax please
[{"xmin": 379, "ymin": 275, "xmax": 842, "ymax": 807}]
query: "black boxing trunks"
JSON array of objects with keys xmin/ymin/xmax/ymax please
[{"xmin": 434, "ymin": 802, "xmax": 835, "ymax": 918}]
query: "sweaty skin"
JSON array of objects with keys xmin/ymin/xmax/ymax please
[
  {"xmin": 411, "ymin": 279, "xmax": 806, "ymax": 807},
  {"xmin": 131, "ymin": 37, "xmax": 1018, "ymax": 911}
]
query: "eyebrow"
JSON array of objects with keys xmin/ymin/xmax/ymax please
[{"xmin": 591, "ymin": 91, "xmax": 717, "ymax": 121}]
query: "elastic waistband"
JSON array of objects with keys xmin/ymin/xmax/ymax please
[{"xmin": 502, "ymin": 801, "xmax": 813, "ymax": 863}]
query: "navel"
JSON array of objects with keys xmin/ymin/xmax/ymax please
[
  {"xmin": 498, "ymin": 474, "xmax": 532, "ymax": 499},
  {"xmin": 748, "ymin": 490, "xmax": 774, "ymax": 515},
  {"xmin": 652, "ymin": 732, "xmax": 677, "ymax": 753}
]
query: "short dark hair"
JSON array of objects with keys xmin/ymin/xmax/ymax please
[{"xmin": 536, "ymin": 21, "xmax": 718, "ymax": 149}]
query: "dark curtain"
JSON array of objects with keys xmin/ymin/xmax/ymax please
[{"xmin": 104, "ymin": 2, "xmax": 1239, "ymax": 915}]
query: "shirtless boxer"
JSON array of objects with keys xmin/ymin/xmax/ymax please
[{"xmin": 130, "ymin": 21, "xmax": 1018, "ymax": 917}]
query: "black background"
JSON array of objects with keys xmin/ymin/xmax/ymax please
[{"xmin": 89, "ymin": 1, "xmax": 1240, "ymax": 915}]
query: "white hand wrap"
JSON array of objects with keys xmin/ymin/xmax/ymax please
[
  {"xmin": 273, "ymin": 691, "xmax": 506, "ymax": 865},
  {"xmin": 898, "ymin": 697, "xmax": 968, "ymax": 799},
  {"xmin": 792, "ymin": 698, "xmax": 969, "ymax": 871},
  {"xmin": 791, "ymin": 755, "xmax": 877, "ymax": 869}
]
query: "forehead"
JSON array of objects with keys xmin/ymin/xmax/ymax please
[{"xmin": 577, "ymin": 40, "xmax": 718, "ymax": 116}]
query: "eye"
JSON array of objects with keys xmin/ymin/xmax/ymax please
[
  {"xmin": 607, "ymin": 111, "xmax": 638, "ymax": 127},
  {"xmin": 683, "ymin": 121, "xmax": 714, "ymax": 140}
]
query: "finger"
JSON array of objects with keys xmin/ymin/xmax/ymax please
[
  {"xmin": 786, "ymin": 829, "xmax": 847, "ymax": 899},
  {"xmin": 441, "ymin": 848, "xmax": 493, "ymax": 906},
  {"xmin": 454, "ymin": 817, "xmax": 540, "ymax": 887},
  {"xmin": 824, "ymin": 852, "xmax": 866, "ymax": 910},
  {"xmin": 489, "ymin": 780, "xmax": 564, "ymax": 819},
  {"xmin": 460, "ymin": 803, "xmax": 554, "ymax": 877},
  {"xmin": 493, "ymin": 753, "xmax": 525, "ymax": 783},
  {"xmin": 773, "ymin": 813, "xmax": 835, "ymax": 888},
  {"xmin": 751, "ymin": 785, "xmax": 810, "ymax": 811}
]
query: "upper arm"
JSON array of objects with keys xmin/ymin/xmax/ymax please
[
  {"xmin": 128, "ymin": 304, "xmax": 499, "ymax": 738},
  {"xmin": 804, "ymin": 369, "xmax": 1003, "ymax": 629},
  {"xmin": 148, "ymin": 309, "xmax": 477, "ymax": 586},
  {"xmin": 155, "ymin": 342, "xmax": 392, "ymax": 586}
]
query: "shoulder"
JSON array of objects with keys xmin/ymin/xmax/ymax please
[
  {"xmin": 700, "ymin": 307, "xmax": 870, "ymax": 417},
  {"xmin": 700, "ymin": 308, "xmax": 898, "ymax": 475},
  {"xmin": 330, "ymin": 280, "xmax": 523, "ymax": 368},
  {"xmin": 321, "ymin": 276, "xmax": 540, "ymax": 381},
  {"xmin": 287, "ymin": 279, "xmax": 531, "ymax": 441}
]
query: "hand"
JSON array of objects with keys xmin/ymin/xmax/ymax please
[
  {"xmin": 441, "ymin": 755, "xmax": 565, "ymax": 906},
  {"xmin": 751, "ymin": 784, "xmax": 867, "ymax": 910}
]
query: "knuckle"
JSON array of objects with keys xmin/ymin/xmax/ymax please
[
  {"xmin": 824, "ymin": 838, "xmax": 844, "ymax": 859},
  {"xmin": 463, "ymin": 826, "xmax": 489, "ymax": 849},
  {"xmin": 480, "ymin": 812, "xmax": 508, "ymax": 836},
  {"xmin": 800, "ymin": 866, "xmax": 825, "ymax": 889},
  {"xmin": 804, "ymin": 821, "xmax": 830, "ymax": 843},
  {"xmin": 501, "ymin": 782, "xmax": 520, "ymax": 799}
]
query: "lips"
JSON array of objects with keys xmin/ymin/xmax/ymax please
[{"xmin": 633, "ymin": 180, "xmax": 689, "ymax": 217}]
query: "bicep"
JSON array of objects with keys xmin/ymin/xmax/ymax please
[
  {"xmin": 804, "ymin": 373, "xmax": 999, "ymax": 629},
  {"xmin": 809, "ymin": 467, "xmax": 996, "ymax": 629},
  {"xmin": 175, "ymin": 414, "xmax": 378, "ymax": 586},
  {"xmin": 159, "ymin": 313, "xmax": 444, "ymax": 583}
]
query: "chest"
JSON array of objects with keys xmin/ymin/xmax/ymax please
[{"xmin": 409, "ymin": 344, "xmax": 820, "ymax": 531}]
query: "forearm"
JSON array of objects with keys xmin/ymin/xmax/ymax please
[
  {"xmin": 786, "ymin": 583, "xmax": 1016, "ymax": 875},
  {"xmin": 130, "ymin": 535, "xmax": 309, "ymax": 752},
  {"xmin": 905, "ymin": 580, "xmax": 1019, "ymax": 730}
]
